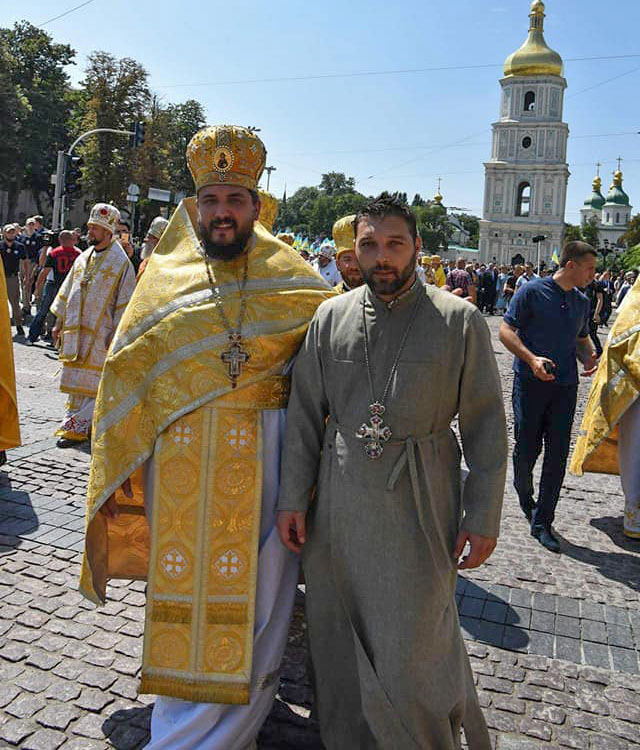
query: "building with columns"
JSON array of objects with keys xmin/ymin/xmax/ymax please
[
  {"xmin": 581, "ymin": 164, "xmax": 633, "ymax": 248},
  {"xmin": 479, "ymin": 0, "xmax": 569, "ymax": 266}
]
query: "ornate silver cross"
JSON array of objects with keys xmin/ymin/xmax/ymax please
[
  {"xmin": 356, "ymin": 402, "xmax": 392, "ymax": 459},
  {"xmin": 221, "ymin": 334, "xmax": 250, "ymax": 389}
]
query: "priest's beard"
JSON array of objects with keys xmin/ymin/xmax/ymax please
[
  {"xmin": 198, "ymin": 216, "xmax": 254, "ymax": 260},
  {"xmin": 360, "ymin": 252, "xmax": 417, "ymax": 297}
]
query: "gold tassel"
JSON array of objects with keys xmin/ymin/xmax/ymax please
[
  {"xmin": 151, "ymin": 600, "xmax": 192, "ymax": 623},
  {"xmin": 139, "ymin": 675, "xmax": 249, "ymax": 705}
]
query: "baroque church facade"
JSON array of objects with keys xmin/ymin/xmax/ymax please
[
  {"xmin": 581, "ymin": 166, "xmax": 633, "ymax": 249},
  {"xmin": 479, "ymin": 1, "xmax": 568, "ymax": 265}
]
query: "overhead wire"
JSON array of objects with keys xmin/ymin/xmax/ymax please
[{"xmin": 39, "ymin": 0, "xmax": 97, "ymax": 26}]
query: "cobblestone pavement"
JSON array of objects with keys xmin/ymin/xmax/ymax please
[{"xmin": 1, "ymin": 316, "xmax": 639, "ymax": 749}]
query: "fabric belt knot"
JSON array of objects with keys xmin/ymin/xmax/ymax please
[{"xmin": 386, "ymin": 428, "xmax": 451, "ymax": 506}]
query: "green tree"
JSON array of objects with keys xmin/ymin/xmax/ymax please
[
  {"xmin": 0, "ymin": 21, "xmax": 75, "ymax": 217},
  {"xmin": 75, "ymin": 51, "xmax": 151, "ymax": 208},
  {"xmin": 581, "ymin": 216, "xmax": 600, "ymax": 248},
  {"xmin": 0, "ymin": 38, "xmax": 32, "ymax": 217},
  {"xmin": 165, "ymin": 99, "xmax": 207, "ymax": 195},
  {"xmin": 453, "ymin": 213, "xmax": 480, "ymax": 247},
  {"xmin": 319, "ymin": 172, "xmax": 356, "ymax": 195},
  {"xmin": 414, "ymin": 203, "xmax": 453, "ymax": 254},
  {"xmin": 564, "ymin": 223, "xmax": 583, "ymax": 243},
  {"xmin": 621, "ymin": 214, "xmax": 640, "ymax": 248},
  {"xmin": 621, "ymin": 243, "xmax": 640, "ymax": 271}
]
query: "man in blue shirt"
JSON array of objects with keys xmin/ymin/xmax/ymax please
[{"xmin": 499, "ymin": 241, "xmax": 598, "ymax": 553}]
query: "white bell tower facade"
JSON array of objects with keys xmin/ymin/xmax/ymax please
[{"xmin": 479, "ymin": 1, "xmax": 569, "ymax": 266}]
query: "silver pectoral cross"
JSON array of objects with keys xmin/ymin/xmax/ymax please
[
  {"xmin": 356, "ymin": 402, "xmax": 392, "ymax": 459},
  {"xmin": 221, "ymin": 334, "xmax": 250, "ymax": 389}
]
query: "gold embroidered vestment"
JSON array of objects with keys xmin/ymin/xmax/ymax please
[{"xmin": 79, "ymin": 198, "xmax": 333, "ymax": 704}]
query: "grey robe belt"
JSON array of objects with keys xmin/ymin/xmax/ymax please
[{"xmin": 328, "ymin": 416, "xmax": 452, "ymax": 508}]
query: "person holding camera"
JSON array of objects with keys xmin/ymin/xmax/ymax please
[{"xmin": 499, "ymin": 241, "xmax": 598, "ymax": 553}]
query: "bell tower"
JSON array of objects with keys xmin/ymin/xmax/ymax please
[{"xmin": 478, "ymin": 1, "xmax": 569, "ymax": 265}]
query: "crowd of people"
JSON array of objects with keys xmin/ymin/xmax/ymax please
[{"xmin": 0, "ymin": 121, "xmax": 639, "ymax": 750}]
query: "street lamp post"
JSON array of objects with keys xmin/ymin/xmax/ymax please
[
  {"xmin": 264, "ymin": 166, "xmax": 276, "ymax": 192},
  {"xmin": 532, "ymin": 234, "xmax": 546, "ymax": 272}
]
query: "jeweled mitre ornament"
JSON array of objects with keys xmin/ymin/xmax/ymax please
[{"xmin": 186, "ymin": 125, "xmax": 267, "ymax": 192}]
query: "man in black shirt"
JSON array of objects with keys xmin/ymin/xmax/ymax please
[
  {"xmin": 0, "ymin": 224, "xmax": 26, "ymax": 336},
  {"xmin": 583, "ymin": 278, "xmax": 604, "ymax": 357}
]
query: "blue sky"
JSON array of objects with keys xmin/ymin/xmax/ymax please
[{"xmin": 9, "ymin": 0, "xmax": 640, "ymax": 223}]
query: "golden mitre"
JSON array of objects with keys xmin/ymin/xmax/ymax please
[
  {"xmin": 258, "ymin": 190, "xmax": 278, "ymax": 233},
  {"xmin": 276, "ymin": 232, "xmax": 294, "ymax": 246},
  {"xmin": 186, "ymin": 125, "xmax": 267, "ymax": 192},
  {"xmin": 332, "ymin": 214, "xmax": 356, "ymax": 257}
]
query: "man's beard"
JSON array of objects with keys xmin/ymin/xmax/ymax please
[
  {"xmin": 341, "ymin": 270, "xmax": 363, "ymax": 289},
  {"xmin": 199, "ymin": 217, "xmax": 253, "ymax": 260},
  {"xmin": 360, "ymin": 253, "xmax": 417, "ymax": 296}
]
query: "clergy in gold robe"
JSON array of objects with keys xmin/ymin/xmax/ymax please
[
  {"xmin": 278, "ymin": 194, "xmax": 507, "ymax": 750},
  {"xmin": 50, "ymin": 203, "xmax": 135, "ymax": 447},
  {"xmin": 570, "ymin": 276, "xmax": 640, "ymax": 538},
  {"xmin": 431, "ymin": 253, "xmax": 447, "ymax": 287},
  {"xmin": 332, "ymin": 213, "xmax": 363, "ymax": 293},
  {"xmin": 0, "ymin": 259, "xmax": 21, "ymax": 465},
  {"xmin": 80, "ymin": 125, "xmax": 333, "ymax": 750}
]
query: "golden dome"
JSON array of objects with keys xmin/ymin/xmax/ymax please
[{"xmin": 504, "ymin": 1, "xmax": 564, "ymax": 78}]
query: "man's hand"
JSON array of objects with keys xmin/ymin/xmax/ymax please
[
  {"xmin": 529, "ymin": 356, "xmax": 556, "ymax": 382},
  {"xmin": 99, "ymin": 478, "xmax": 133, "ymax": 519},
  {"xmin": 454, "ymin": 530, "xmax": 497, "ymax": 570},
  {"xmin": 276, "ymin": 511, "xmax": 307, "ymax": 554},
  {"xmin": 580, "ymin": 351, "xmax": 598, "ymax": 377},
  {"xmin": 52, "ymin": 324, "xmax": 61, "ymax": 346}
]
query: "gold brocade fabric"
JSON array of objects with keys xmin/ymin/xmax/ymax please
[
  {"xmin": 0, "ymin": 262, "xmax": 20, "ymax": 451},
  {"xmin": 433, "ymin": 265, "xmax": 446, "ymax": 288},
  {"xmin": 570, "ymin": 278, "xmax": 640, "ymax": 476},
  {"xmin": 79, "ymin": 197, "xmax": 333, "ymax": 704}
]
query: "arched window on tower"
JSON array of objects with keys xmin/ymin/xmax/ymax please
[
  {"xmin": 616, "ymin": 212, "xmax": 620, "ymax": 224},
  {"xmin": 524, "ymin": 91, "xmax": 536, "ymax": 111},
  {"xmin": 516, "ymin": 182, "xmax": 531, "ymax": 217}
]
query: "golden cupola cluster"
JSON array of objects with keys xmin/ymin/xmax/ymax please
[{"xmin": 504, "ymin": 1, "xmax": 564, "ymax": 78}]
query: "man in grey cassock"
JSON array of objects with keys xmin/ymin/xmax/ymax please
[{"xmin": 277, "ymin": 193, "xmax": 508, "ymax": 750}]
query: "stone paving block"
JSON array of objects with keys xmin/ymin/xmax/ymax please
[
  {"xmin": 0, "ymin": 642, "xmax": 29, "ymax": 662},
  {"xmin": 77, "ymin": 668, "xmax": 118, "ymax": 691},
  {"xmin": 582, "ymin": 619, "xmax": 608, "ymax": 644},
  {"xmin": 605, "ymin": 606, "xmax": 631, "ymax": 627},
  {"xmin": 607, "ymin": 625, "xmax": 635, "ymax": 649},
  {"xmin": 15, "ymin": 669, "xmax": 55, "ymax": 694},
  {"xmin": 505, "ymin": 606, "xmax": 531, "ymax": 629},
  {"xmin": 555, "ymin": 636, "xmax": 582, "ymax": 663},
  {"xmin": 527, "ymin": 631, "xmax": 554, "ymax": 658},
  {"xmin": 508, "ymin": 589, "xmax": 532, "ymax": 609},
  {"xmin": 0, "ymin": 718, "xmax": 37, "ymax": 745},
  {"xmin": 555, "ymin": 615, "xmax": 580, "ymax": 638},
  {"xmin": 501, "ymin": 626, "xmax": 529, "ymax": 653},
  {"xmin": 530, "ymin": 610, "xmax": 555, "ymax": 634},
  {"xmin": 610, "ymin": 647, "xmax": 639, "ymax": 675},
  {"xmin": 483, "ymin": 601, "xmax": 509, "ymax": 624},
  {"xmin": 460, "ymin": 596, "xmax": 484, "ymax": 618},
  {"xmin": 532, "ymin": 592, "xmax": 556, "ymax": 614},
  {"xmin": 34, "ymin": 703, "xmax": 81, "ymax": 731},
  {"xmin": 583, "ymin": 642, "xmax": 612, "ymax": 670},
  {"xmin": 44, "ymin": 681, "xmax": 81, "ymax": 703},
  {"xmin": 530, "ymin": 704, "xmax": 567, "ymax": 725},
  {"xmin": 70, "ymin": 712, "xmax": 108, "ymax": 740},
  {"xmin": 74, "ymin": 688, "xmax": 115, "ymax": 713},
  {"xmin": 21, "ymin": 727, "xmax": 67, "ymax": 749},
  {"xmin": 553, "ymin": 727, "xmax": 589, "ymax": 749},
  {"xmin": 581, "ymin": 601, "xmax": 606, "ymax": 622},
  {"xmin": 0, "ymin": 684, "xmax": 20, "ymax": 709},
  {"xmin": 5, "ymin": 693, "xmax": 47, "ymax": 719},
  {"xmin": 556, "ymin": 597, "xmax": 581, "ymax": 618}
]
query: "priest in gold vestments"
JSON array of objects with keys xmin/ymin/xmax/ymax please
[
  {"xmin": 332, "ymin": 214, "xmax": 363, "ymax": 293},
  {"xmin": 570, "ymin": 276, "xmax": 640, "ymax": 538},
  {"xmin": 79, "ymin": 125, "xmax": 333, "ymax": 750},
  {"xmin": 0, "ymin": 259, "xmax": 21, "ymax": 466}
]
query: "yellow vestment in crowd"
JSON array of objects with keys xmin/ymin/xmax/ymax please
[
  {"xmin": 0, "ymin": 262, "xmax": 21, "ymax": 451},
  {"xmin": 79, "ymin": 197, "xmax": 333, "ymax": 705},
  {"xmin": 570, "ymin": 278, "xmax": 640, "ymax": 475}
]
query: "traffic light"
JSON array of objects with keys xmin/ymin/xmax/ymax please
[
  {"xmin": 65, "ymin": 154, "xmax": 83, "ymax": 195},
  {"xmin": 129, "ymin": 121, "xmax": 146, "ymax": 148}
]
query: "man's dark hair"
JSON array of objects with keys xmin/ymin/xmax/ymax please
[
  {"xmin": 249, "ymin": 189, "xmax": 259, "ymax": 206},
  {"xmin": 560, "ymin": 241, "xmax": 597, "ymax": 268},
  {"xmin": 119, "ymin": 221, "xmax": 131, "ymax": 231},
  {"xmin": 353, "ymin": 192, "xmax": 417, "ymax": 241},
  {"xmin": 34, "ymin": 215, "xmax": 43, "ymax": 224}
]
